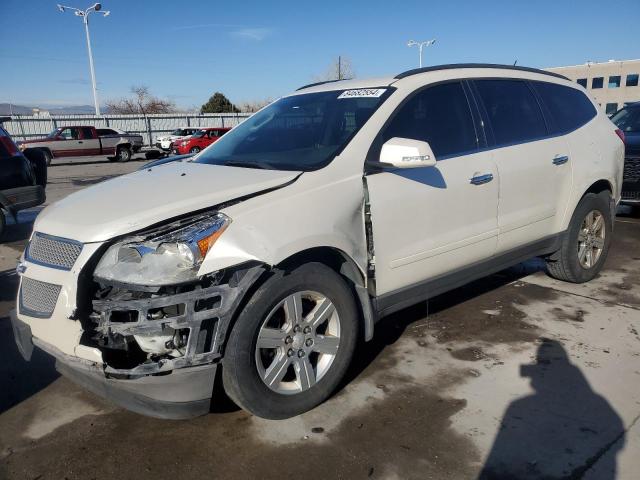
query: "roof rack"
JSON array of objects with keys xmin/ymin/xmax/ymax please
[
  {"xmin": 394, "ymin": 63, "xmax": 569, "ymax": 81},
  {"xmin": 296, "ymin": 79, "xmax": 344, "ymax": 91}
]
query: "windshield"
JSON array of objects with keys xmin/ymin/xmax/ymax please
[
  {"xmin": 192, "ymin": 130, "xmax": 206, "ymax": 138},
  {"xmin": 195, "ymin": 88, "xmax": 392, "ymax": 171},
  {"xmin": 611, "ymin": 107, "xmax": 640, "ymax": 133},
  {"xmin": 47, "ymin": 128, "xmax": 61, "ymax": 138},
  {"xmin": 171, "ymin": 129, "xmax": 186, "ymax": 136}
]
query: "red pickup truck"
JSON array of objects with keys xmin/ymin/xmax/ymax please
[{"xmin": 18, "ymin": 126, "xmax": 144, "ymax": 164}]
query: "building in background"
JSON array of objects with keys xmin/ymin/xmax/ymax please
[{"xmin": 546, "ymin": 59, "xmax": 640, "ymax": 115}]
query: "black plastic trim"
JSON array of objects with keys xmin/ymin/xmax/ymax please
[
  {"xmin": 373, "ymin": 232, "xmax": 565, "ymax": 318},
  {"xmin": 394, "ymin": 63, "xmax": 569, "ymax": 81}
]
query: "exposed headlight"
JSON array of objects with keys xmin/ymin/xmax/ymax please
[{"xmin": 94, "ymin": 213, "xmax": 231, "ymax": 287}]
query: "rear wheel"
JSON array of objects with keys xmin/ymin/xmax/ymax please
[
  {"xmin": 223, "ymin": 263, "xmax": 358, "ymax": 419},
  {"xmin": 546, "ymin": 192, "xmax": 613, "ymax": 283},
  {"xmin": 41, "ymin": 149, "xmax": 52, "ymax": 166},
  {"xmin": 116, "ymin": 146, "xmax": 132, "ymax": 162}
]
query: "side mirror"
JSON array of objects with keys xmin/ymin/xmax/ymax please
[{"xmin": 376, "ymin": 137, "xmax": 437, "ymax": 169}]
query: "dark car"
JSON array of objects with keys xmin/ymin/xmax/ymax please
[
  {"xmin": 611, "ymin": 103, "xmax": 640, "ymax": 208},
  {"xmin": 0, "ymin": 117, "xmax": 47, "ymax": 239}
]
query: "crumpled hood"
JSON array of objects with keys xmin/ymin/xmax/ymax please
[{"xmin": 35, "ymin": 161, "xmax": 300, "ymax": 243}]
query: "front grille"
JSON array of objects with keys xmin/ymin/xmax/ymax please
[
  {"xmin": 622, "ymin": 190, "xmax": 640, "ymax": 200},
  {"xmin": 20, "ymin": 277, "xmax": 62, "ymax": 318},
  {"xmin": 26, "ymin": 232, "xmax": 83, "ymax": 270},
  {"xmin": 623, "ymin": 156, "xmax": 640, "ymax": 182}
]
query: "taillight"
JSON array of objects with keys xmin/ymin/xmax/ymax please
[
  {"xmin": 615, "ymin": 129, "xmax": 625, "ymax": 144},
  {"xmin": 0, "ymin": 136, "xmax": 19, "ymax": 157}
]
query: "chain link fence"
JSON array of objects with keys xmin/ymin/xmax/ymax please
[{"xmin": 3, "ymin": 113, "xmax": 252, "ymax": 146}]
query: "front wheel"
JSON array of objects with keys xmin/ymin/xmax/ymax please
[
  {"xmin": 189, "ymin": 146, "xmax": 201, "ymax": 154},
  {"xmin": 223, "ymin": 263, "xmax": 358, "ymax": 419},
  {"xmin": 546, "ymin": 191, "xmax": 613, "ymax": 283}
]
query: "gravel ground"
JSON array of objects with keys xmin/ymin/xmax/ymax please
[{"xmin": 0, "ymin": 157, "xmax": 639, "ymax": 479}]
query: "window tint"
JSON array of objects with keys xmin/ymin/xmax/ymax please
[
  {"xmin": 576, "ymin": 78, "xmax": 587, "ymax": 88},
  {"xmin": 605, "ymin": 103, "xmax": 618, "ymax": 115},
  {"xmin": 475, "ymin": 79, "xmax": 547, "ymax": 146},
  {"xmin": 59, "ymin": 128, "xmax": 79, "ymax": 140},
  {"xmin": 80, "ymin": 127, "xmax": 94, "ymax": 139},
  {"xmin": 381, "ymin": 82, "xmax": 478, "ymax": 158},
  {"xmin": 608, "ymin": 76, "xmax": 621, "ymax": 88},
  {"xmin": 592, "ymin": 77, "xmax": 604, "ymax": 89},
  {"xmin": 626, "ymin": 74, "xmax": 639, "ymax": 87},
  {"xmin": 531, "ymin": 81, "xmax": 597, "ymax": 134}
]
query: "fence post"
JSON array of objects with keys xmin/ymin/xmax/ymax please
[
  {"xmin": 145, "ymin": 116, "xmax": 153, "ymax": 146},
  {"xmin": 221, "ymin": 115, "xmax": 225, "ymax": 128},
  {"xmin": 186, "ymin": 115, "xmax": 190, "ymax": 127},
  {"xmin": 105, "ymin": 116, "xmax": 110, "ymax": 127}
]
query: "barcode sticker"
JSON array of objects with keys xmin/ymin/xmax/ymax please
[{"xmin": 338, "ymin": 89, "xmax": 386, "ymax": 99}]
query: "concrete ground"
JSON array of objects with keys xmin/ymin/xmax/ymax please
[{"xmin": 0, "ymin": 157, "xmax": 639, "ymax": 479}]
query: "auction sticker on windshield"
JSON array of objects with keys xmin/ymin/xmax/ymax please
[{"xmin": 338, "ymin": 88, "xmax": 387, "ymax": 99}]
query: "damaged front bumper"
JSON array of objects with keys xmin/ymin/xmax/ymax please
[{"xmin": 13, "ymin": 265, "xmax": 264, "ymax": 419}]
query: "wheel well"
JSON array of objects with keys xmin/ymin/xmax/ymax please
[{"xmin": 584, "ymin": 179, "xmax": 612, "ymax": 197}]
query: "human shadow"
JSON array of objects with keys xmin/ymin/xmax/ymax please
[{"xmin": 478, "ymin": 339, "xmax": 625, "ymax": 479}]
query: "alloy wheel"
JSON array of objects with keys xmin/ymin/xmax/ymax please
[{"xmin": 577, "ymin": 209, "xmax": 606, "ymax": 269}]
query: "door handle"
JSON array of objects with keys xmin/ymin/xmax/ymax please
[
  {"xmin": 470, "ymin": 173, "xmax": 494, "ymax": 185},
  {"xmin": 552, "ymin": 155, "xmax": 569, "ymax": 165},
  {"xmin": 78, "ymin": 141, "xmax": 83, "ymax": 144}
]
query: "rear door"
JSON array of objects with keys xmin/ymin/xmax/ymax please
[
  {"xmin": 79, "ymin": 127, "xmax": 101, "ymax": 155},
  {"xmin": 366, "ymin": 81, "xmax": 499, "ymax": 295},
  {"xmin": 472, "ymin": 79, "xmax": 571, "ymax": 252}
]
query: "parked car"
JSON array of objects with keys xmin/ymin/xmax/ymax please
[
  {"xmin": 172, "ymin": 127, "xmax": 231, "ymax": 154},
  {"xmin": 0, "ymin": 117, "xmax": 47, "ymax": 239},
  {"xmin": 11, "ymin": 64, "xmax": 624, "ymax": 420},
  {"xmin": 18, "ymin": 126, "xmax": 143, "ymax": 163},
  {"xmin": 610, "ymin": 102, "xmax": 640, "ymax": 208},
  {"xmin": 155, "ymin": 128, "xmax": 199, "ymax": 151}
]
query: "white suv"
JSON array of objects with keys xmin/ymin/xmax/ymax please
[
  {"xmin": 11, "ymin": 64, "xmax": 624, "ymax": 420},
  {"xmin": 155, "ymin": 127, "xmax": 199, "ymax": 151}
]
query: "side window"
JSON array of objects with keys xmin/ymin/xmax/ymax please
[
  {"xmin": 381, "ymin": 81, "xmax": 478, "ymax": 158},
  {"xmin": 475, "ymin": 79, "xmax": 547, "ymax": 146},
  {"xmin": 59, "ymin": 128, "xmax": 79, "ymax": 140},
  {"xmin": 531, "ymin": 81, "xmax": 597, "ymax": 134},
  {"xmin": 80, "ymin": 127, "xmax": 93, "ymax": 139}
]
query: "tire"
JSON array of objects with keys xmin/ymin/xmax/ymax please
[
  {"xmin": 223, "ymin": 262, "xmax": 359, "ymax": 419},
  {"xmin": 41, "ymin": 149, "xmax": 52, "ymax": 166},
  {"xmin": 546, "ymin": 191, "xmax": 613, "ymax": 283},
  {"xmin": 116, "ymin": 146, "xmax": 132, "ymax": 162},
  {"xmin": 23, "ymin": 148, "xmax": 48, "ymax": 187},
  {"xmin": 0, "ymin": 210, "xmax": 5, "ymax": 241},
  {"xmin": 189, "ymin": 146, "xmax": 201, "ymax": 154}
]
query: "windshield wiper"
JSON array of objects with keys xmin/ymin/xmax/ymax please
[{"xmin": 223, "ymin": 160, "xmax": 273, "ymax": 170}]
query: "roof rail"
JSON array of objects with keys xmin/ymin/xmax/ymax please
[
  {"xmin": 296, "ymin": 79, "xmax": 344, "ymax": 91},
  {"xmin": 394, "ymin": 63, "xmax": 569, "ymax": 81}
]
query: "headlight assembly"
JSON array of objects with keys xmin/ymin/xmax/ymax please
[{"xmin": 94, "ymin": 212, "xmax": 230, "ymax": 287}]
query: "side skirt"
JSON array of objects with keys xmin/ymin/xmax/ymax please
[{"xmin": 373, "ymin": 232, "xmax": 564, "ymax": 318}]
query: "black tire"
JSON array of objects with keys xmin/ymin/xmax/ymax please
[
  {"xmin": 0, "ymin": 210, "xmax": 5, "ymax": 241},
  {"xmin": 222, "ymin": 262, "xmax": 359, "ymax": 419},
  {"xmin": 189, "ymin": 146, "xmax": 201, "ymax": 154},
  {"xmin": 23, "ymin": 148, "xmax": 48, "ymax": 187},
  {"xmin": 41, "ymin": 149, "xmax": 52, "ymax": 166},
  {"xmin": 116, "ymin": 146, "xmax": 132, "ymax": 162},
  {"xmin": 546, "ymin": 191, "xmax": 613, "ymax": 283}
]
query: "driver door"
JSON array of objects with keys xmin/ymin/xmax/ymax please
[{"xmin": 366, "ymin": 81, "xmax": 499, "ymax": 296}]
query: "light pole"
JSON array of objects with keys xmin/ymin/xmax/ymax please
[
  {"xmin": 57, "ymin": 3, "xmax": 110, "ymax": 115},
  {"xmin": 407, "ymin": 39, "xmax": 436, "ymax": 68}
]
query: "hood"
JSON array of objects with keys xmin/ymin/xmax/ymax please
[
  {"xmin": 35, "ymin": 161, "xmax": 301, "ymax": 243},
  {"xmin": 20, "ymin": 137, "xmax": 52, "ymax": 145}
]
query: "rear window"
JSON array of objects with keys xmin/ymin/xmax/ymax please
[
  {"xmin": 531, "ymin": 81, "xmax": 597, "ymax": 134},
  {"xmin": 475, "ymin": 79, "xmax": 547, "ymax": 146}
]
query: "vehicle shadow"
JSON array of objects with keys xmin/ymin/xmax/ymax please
[
  {"xmin": 477, "ymin": 339, "xmax": 624, "ymax": 479},
  {"xmin": 0, "ymin": 269, "xmax": 59, "ymax": 414}
]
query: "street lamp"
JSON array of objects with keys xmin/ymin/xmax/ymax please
[
  {"xmin": 407, "ymin": 39, "xmax": 436, "ymax": 68},
  {"xmin": 57, "ymin": 3, "xmax": 110, "ymax": 115}
]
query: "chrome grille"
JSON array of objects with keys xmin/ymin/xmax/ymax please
[
  {"xmin": 26, "ymin": 232, "xmax": 83, "ymax": 270},
  {"xmin": 20, "ymin": 277, "xmax": 61, "ymax": 318}
]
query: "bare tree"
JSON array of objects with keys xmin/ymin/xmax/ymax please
[
  {"xmin": 314, "ymin": 56, "xmax": 355, "ymax": 82},
  {"xmin": 105, "ymin": 86, "xmax": 175, "ymax": 114},
  {"xmin": 237, "ymin": 98, "xmax": 273, "ymax": 113}
]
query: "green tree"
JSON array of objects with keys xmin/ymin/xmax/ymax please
[{"xmin": 200, "ymin": 92, "xmax": 240, "ymax": 114}]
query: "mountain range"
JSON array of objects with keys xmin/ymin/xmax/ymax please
[{"xmin": 0, "ymin": 103, "xmax": 96, "ymax": 115}]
